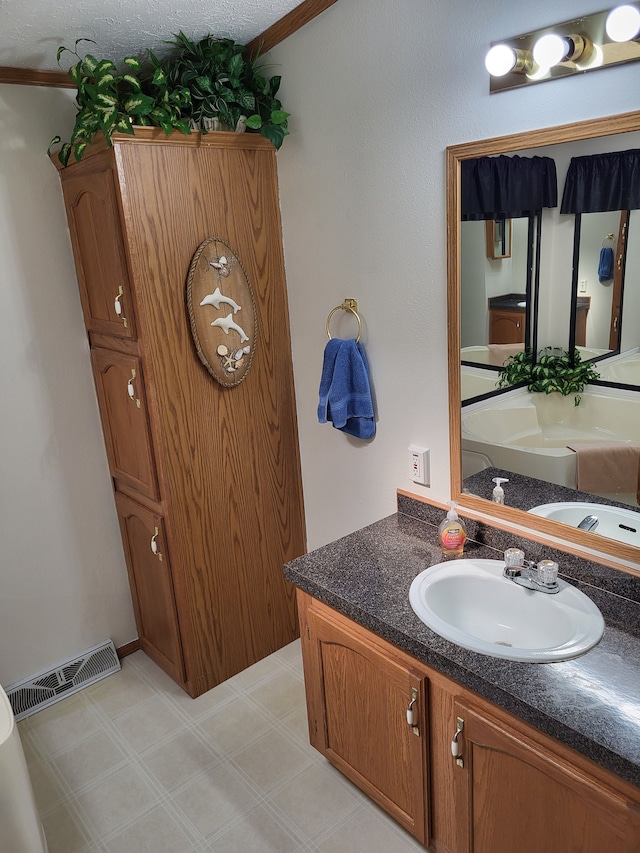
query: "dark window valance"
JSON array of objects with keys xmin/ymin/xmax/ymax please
[
  {"xmin": 561, "ymin": 149, "xmax": 640, "ymax": 214},
  {"xmin": 461, "ymin": 155, "xmax": 558, "ymax": 221}
]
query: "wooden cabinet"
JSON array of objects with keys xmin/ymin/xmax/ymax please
[
  {"xmin": 55, "ymin": 130, "xmax": 306, "ymax": 697},
  {"xmin": 299, "ymin": 591, "xmax": 429, "ymax": 845},
  {"xmin": 90, "ymin": 348, "xmax": 159, "ymax": 501},
  {"xmin": 115, "ymin": 494, "xmax": 183, "ymax": 684},
  {"xmin": 452, "ymin": 699, "xmax": 640, "ymax": 853},
  {"xmin": 488, "ymin": 307, "xmax": 524, "ymax": 344},
  {"xmin": 297, "ymin": 592, "xmax": 640, "ymax": 853}
]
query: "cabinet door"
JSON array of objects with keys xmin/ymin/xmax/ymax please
[
  {"xmin": 452, "ymin": 700, "xmax": 640, "ymax": 853},
  {"xmin": 115, "ymin": 493, "xmax": 184, "ymax": 685},
  {"xmin": 302, "ymin": 597, "xmax": 429, "ymax": 844},
  {"xmin": 91, "ymin": 347, "xmax": 159, "ymax": 500},
  {"xmin": 488, "ymin": 309, "xmax": 524, "ymax": 344},
  {"xmin": 61, "ymin": 169, "xmax": 136, "ymax": 338}
]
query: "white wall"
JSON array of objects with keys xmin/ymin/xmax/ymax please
[
  {"xmin": 270, "ymin": 0, "xmax": 640, "ymax": 550},
  {"xmin": 4, "ymin": 0, "xmax": 640, "ymax": 684},
  {"xmin": 0, "ymin": 85, "xmax": 136, "ymax": 686}
]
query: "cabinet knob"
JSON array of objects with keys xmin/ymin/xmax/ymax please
[
  {"xmin": 451, "ymin": 716, "xmax": 464, "ymax": 767},
  {"xmin": 150, "ymin": 527, "xmax": 163, "ymax": 561},
  {"xmin": 114, "ymin": 286, "xmax": 128, "ymax": 328},
  {"xmin": 127, "ymin": 369, "xmax": 141, "ymax": 408}
]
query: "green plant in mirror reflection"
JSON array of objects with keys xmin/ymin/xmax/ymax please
[{"xmin": 497, "ymin": 347, "xmax": 600, "ymax": 406}]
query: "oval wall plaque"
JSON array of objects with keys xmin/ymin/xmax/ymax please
[{"xmin": 186, "ymin": 237, "xmax": 257, "ymax": 387}]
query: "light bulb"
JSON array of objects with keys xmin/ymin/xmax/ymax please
[
  {"xmin": 532, "ymin": 33, "xmax": 570, "ymax": 68},
  {"xmin": 484, "ymin": 44, "xmax": 517, "ymax": 76},
  {"xmin": 605, "ymin": 5, "xmax": 640, "ymax": 42}
]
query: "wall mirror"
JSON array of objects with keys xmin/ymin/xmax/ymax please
[{"xmin": 447, "ymin": 110, "xmax": 640, "ymax": 569}]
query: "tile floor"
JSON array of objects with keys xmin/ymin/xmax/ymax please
[{"xmin": 18, "ymin": 641, "xmax": 425, "ymax": 852}]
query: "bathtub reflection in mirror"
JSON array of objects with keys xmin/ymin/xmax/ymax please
[{"xmin": 448, "ymin": 113, "xmax": 640, "ymax": 565}]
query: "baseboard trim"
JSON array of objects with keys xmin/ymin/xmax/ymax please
[{"xmin": 116, "ymin": 639, "xmax": 141, "ymax": 659}]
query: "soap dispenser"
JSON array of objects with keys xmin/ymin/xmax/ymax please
[
  {"xmin": 492, "ymin": 477, "xmax": 509, "ymax": 505},
  {"xmin": 438, "ymin": 501, "xmax": 467, "ymax": 556}
]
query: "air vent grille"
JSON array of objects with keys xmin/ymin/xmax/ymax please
[{"xmin": 4, "ymin": 640, "xmax": 121, "ymax": 721}]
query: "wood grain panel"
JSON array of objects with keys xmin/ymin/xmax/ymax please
[
  {"xmin": 245, "ymin": 0, "xmax": 341, "ymax": 57},
  {"xmin": 0, "ymin": 66, "xmax": 73, "ymax": 87},
  {"xmin": 115, "ymin": 493, "xmax": 185, "ymax": 685},
  {"xmin": 300, "ymin": 593, "xmax": 429, "ymax": 844},
  {"xmin": 113, "ymin": 137, "xmax": 305, "ymax": 695},
  {"xmin": 90, "ymin": 348, "xmax": 159, "ymax": 501},
  {"xmin": 61, "ymin": 167, "xmax": 136, "ymax": 339}
]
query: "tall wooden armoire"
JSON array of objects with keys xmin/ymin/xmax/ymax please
[{"xmin": 54, "ymin": 129, "xmax": 306, "ymax": 697}]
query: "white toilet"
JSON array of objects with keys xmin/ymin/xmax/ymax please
[{"xmin": 0, "ymin": 685, "xmax": 48, "ymax": 852}]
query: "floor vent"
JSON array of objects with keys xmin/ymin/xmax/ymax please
[{"xmin": 4, "ymin": 640, "xmax": 121, "ymax": 721}]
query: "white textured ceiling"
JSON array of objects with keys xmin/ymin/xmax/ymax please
[{"xmin": 1, "ymin": 0, "xmax": 306, "ymax": 71}]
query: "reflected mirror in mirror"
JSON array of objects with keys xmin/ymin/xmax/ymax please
[{"xmin": 448, "ymin": 112, "xmax": 640, "ymax": 566}]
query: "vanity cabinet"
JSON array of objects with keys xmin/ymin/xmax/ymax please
[
  {"xmin": 298, "ymin": 591, "xmax": 430, "ymax": 845},
  {"xmin": 297, "ymin": 591, "xmax": 640, "ymax": 853},
  {"xmin": 55, "ymin": 130, "xmax": 306, "ymax": 698},
  {"xmin": 488, "ymin": 307, "xmax": 524, "ymax": 344}
]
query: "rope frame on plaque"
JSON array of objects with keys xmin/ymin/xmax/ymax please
[{"xmin": 186, "ymin": 237, "xmax": 258, "ymax": 387}]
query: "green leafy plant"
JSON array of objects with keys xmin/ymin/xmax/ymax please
[
  {"xmin": 49, "ymin": 33, "xmax": 289, "ymax": 166},
  {"xmin": 497, "ymin": 347, "xmax": 600, "ymax": 406},
  {"xmin": 152, "ymin": 32, "xmax": 289, "ymax": 148}
]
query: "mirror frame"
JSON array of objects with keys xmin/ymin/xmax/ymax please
[{"xmin": 447, "ymin": 109, "xmax": 640, "ymax": 571}]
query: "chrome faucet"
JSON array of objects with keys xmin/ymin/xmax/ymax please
[
  {"xmin": 577, "ymin": 515, "xmax": 599, "ymax": 532},
  {"xmin": 502, "ymin": 549, "xmax": 560, "ymax": 595}
]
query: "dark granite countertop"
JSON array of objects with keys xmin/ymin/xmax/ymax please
[
  {"xmin": 464, "ymin": 467, "xmax": 640, "ymax": 518},
  {"xmin": 488, "ymin": 293, "xmax": 527, "ymax": 311},
  {"xmin": 284, "ymin": 495, "xmax": 640, "ymax": 788}
]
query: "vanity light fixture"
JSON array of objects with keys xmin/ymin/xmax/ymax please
[
  {"xmin": 605, "ymin": 4, "xmax": 640, "ymax": 40},
  {"xmin": 486, "ymin": 4, "xmax": 640, "ymax": 92}
]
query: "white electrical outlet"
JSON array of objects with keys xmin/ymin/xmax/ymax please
[
  {"xmin": 408, "ymin": 444, "xmax": 430, "ymax": 486},
  {"xmin": 579, "ymin": 278, "xmax": 587, "ymax": 293}
]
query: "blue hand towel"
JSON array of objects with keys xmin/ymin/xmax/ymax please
[
  {"xmin": 318, "ymin": 338, "xmax": 375, "ymax": 439},
  {"xmin": 598, "ymin": 246, "xmax": 614, "ymax": 282}
]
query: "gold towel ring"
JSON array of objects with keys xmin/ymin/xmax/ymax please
[{"xmin": 326, "ymin": 298, "xmax": 362, "ymax": 343}]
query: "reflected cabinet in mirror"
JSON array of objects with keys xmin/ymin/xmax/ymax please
[{"xmin": 447, "ymin": 111, "xmax": 640, "ymax": 568}]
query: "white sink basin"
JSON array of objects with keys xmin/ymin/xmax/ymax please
[
  {"xmin": 528, "ymin": 501, "xmax": 640, "ymax": 546},
  {"xmin": 409, "ymin": 559, "xmax": 604, "ymax": 662}
]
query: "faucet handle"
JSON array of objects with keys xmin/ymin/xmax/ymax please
[
  {"xmin": 537, "ymin": 560, "xmax": 559, "ymax": 586},
  {"xmin": 504, "ymin": 548, "xmax": 525, "ymax": 567}
]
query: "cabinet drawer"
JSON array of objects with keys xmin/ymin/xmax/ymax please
[
  {"xmin": 62, "ymin": 169, "xmax": 136, "ymax": 338},
  {"xmin": 91, "ymin": 347, "xmax": 159, "ymax": 500},
  {"xmin": 115, "ymin": 493, "xmax": 185, "ymax": 685}
]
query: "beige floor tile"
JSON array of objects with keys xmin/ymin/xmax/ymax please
[
  {"xmin": 142, "ymin": 729, "xmax": 219, "ymax": 792},
  {"xmin": 197, "ymin": 695, "xmax": 272, "ymax": 754},
  {"xmin": 270, "ymin": 762, "xmax": 361, "ymax": 839},
  {"xmin": 41, "ymin": 803, "xmax": 92, "ymax": 853},
  {"xmin": 75, "ymin": 764, "xmax": 159, "ymax": 837},
  {"xmin": 52, "ymin": 729, "xmax": 128, "ymax": 792},
  {"xmin": 206, "ymin": 805, "xmax": 302, "ymax": 853},
  {"xmin": 317, "ymin": 803, "xmax": 424, "ymax": 853},
  {"xmin": 225, "ymin": 653, "xmax": 285, "ymax": 692},
  {"xmin": 84, "ymin": 665, "xmax": 156, "ymax": 719},
  {"xmin": 105, "ymin": 805, "xmax": 196, "ymax": 853},
  {"xmin": 231, "ymin": 728, "xmax": 313, "ymax": 793},
  {"xmin": 273, "ymin": 638, "xmax": 303, "ymax": 669},
  {"xmin": 248, "ymin": 669, "xmax": 306, "ymax": 720},
  {"xmin": 27, "ymin": 760, "xmax": 65, "ymax": 812},
  {"xmin": 167, "ymin": 680, "xmax": 238, "ymax": 720},
  {"xmin": 114, "ymin": 695, "xmax": 184, "ymax": 753},
  {"xmin": 174, "ymin": 763, "xmax": 260, "ymax": 838},
  {"xmin": 280, "ymin": 705, "xmax": 313, "ymax": 745},
  {"xmin": 26, "ymin": 694, "xmax": 100, "ymax": 754}
]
